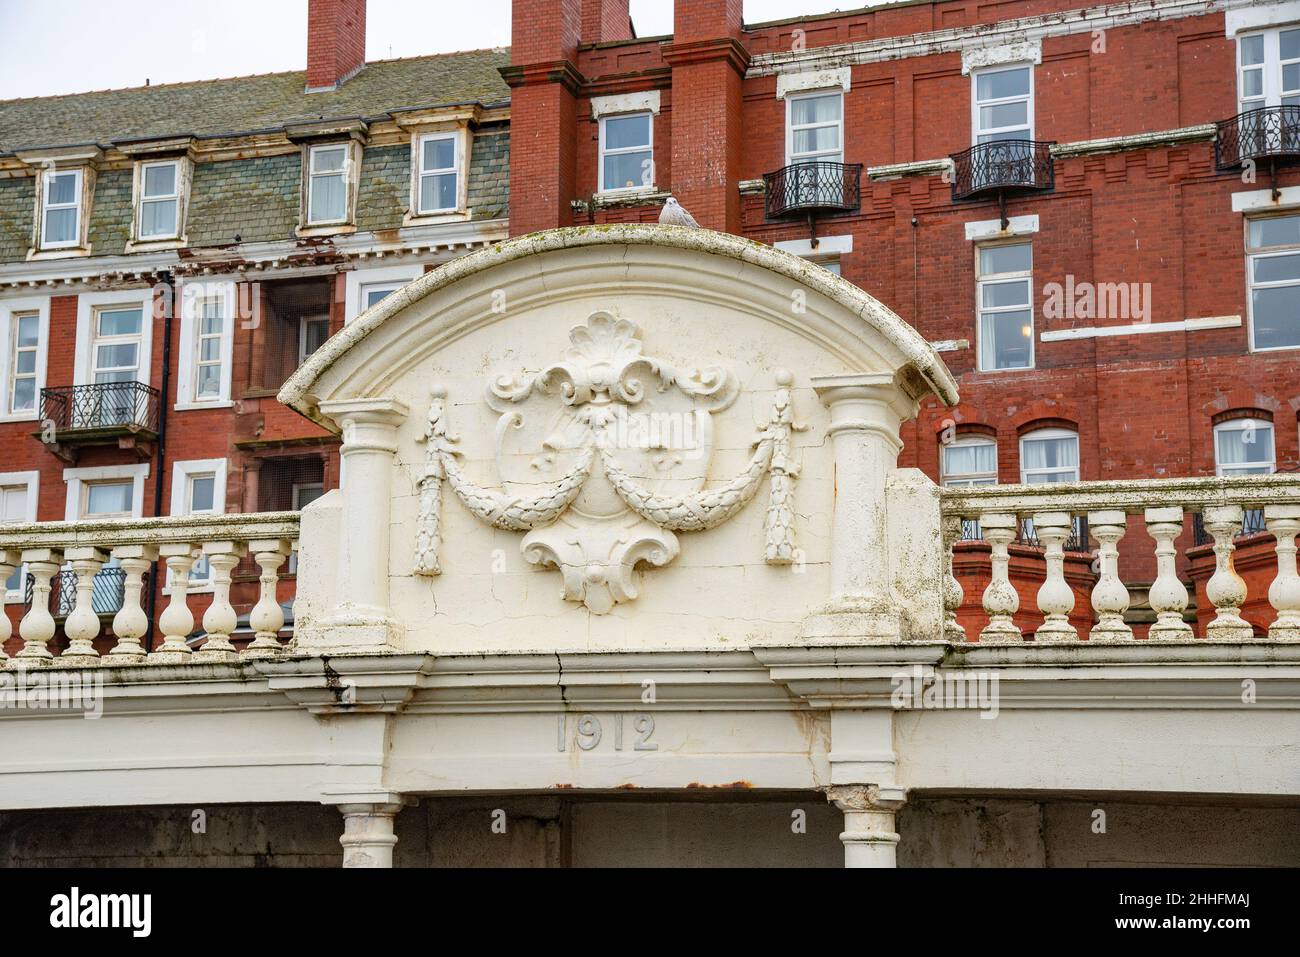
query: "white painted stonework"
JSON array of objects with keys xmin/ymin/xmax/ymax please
[
  {"xmin": 2, "ymin": 226, "xmax": 1299, "ymax": 868},
  {"xmin": 775, "ymin": 67, "xmax": 851, "ymax": 99}
]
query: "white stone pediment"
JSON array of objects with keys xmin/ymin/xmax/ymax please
[{"xmin": 280, "ymin": 225, "xmax": 957, "ymax": 654}]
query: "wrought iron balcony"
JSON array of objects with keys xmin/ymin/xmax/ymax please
[
  {"xmin": 763, "ymin": 161, "xmax": 862, "ymax": 219},
  {"xmin": 950, "ymin": 139, "xmax": 1055, "ymax": 202},
  {"xmin": 38, "ymin": 382, "xmax": 160, "ymax": 460},
  {"xmin": 1215, "ymin": 106, "xmax": 1300, "ymax": 170}
]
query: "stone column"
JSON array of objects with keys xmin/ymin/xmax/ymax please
[
  {"xmin": 0, "ymin": 549, "xmax": 17, "ymax": 664},
  {"xmin": 1265, "ymin": 504, "xmax": 1300, "ymax": 642},
  {"xmin": 1033, "ymin": 511, "xmax": 1077, "ymax": 641},
  {"xmin": 337, "ymin": 802, "xmax": 406, "ymax": 868},
  {"xmin": 827, "ymin": 784, "xmax": 906, "ymax": 868},
  {"xmin": 801, "ymin": 375, "xmax": 916, "ymax": 642},
  {"xmin": 311, "ymin": 398, "xmax": 409, "ymax": 653},
  {"xmin": 16, "ymin": 548, "xmax": 62, "ymax": 665}
]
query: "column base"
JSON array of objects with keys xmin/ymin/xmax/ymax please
[
  {"xmin": 296, "ymin": 613, "xmax": 404, "ymax": 655},
  {"xmin": 800, "ymin": 598, "xmax": 900, "ymax": 643}
]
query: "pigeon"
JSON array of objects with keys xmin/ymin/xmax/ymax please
[{"xmin": 659, "ymin": 196, "xmax": 700, "ymax": 228}]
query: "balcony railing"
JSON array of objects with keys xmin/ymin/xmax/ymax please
[
  {"xmin": 22, "ymin": 566, "xmax": 142, "ymax": 618},
  {"xmin": 941, "ymin": 473, "xmax": 1300, "ymax": 642},
  {"xmin": 950, "ymin": 139, "xmax": 1055, "ymax": 201},
  {"xmin": 1215, "ymin": 106, "xmax": 1300, "ymax": 170},
  {"xmin": 40, "ymin": 381, "xmax": 160, "ymax": 436},
  {"xmin": 0, "ymin": 511, "xmax": 299, "ymax": 664},
  {"xmin": 763, "ymin": 161, "xmax": 862, "ymax": 218}
]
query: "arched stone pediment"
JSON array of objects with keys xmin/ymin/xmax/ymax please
[{"xmin": 281, "ymin": 225, "xmax": 958, "ymax": 654}]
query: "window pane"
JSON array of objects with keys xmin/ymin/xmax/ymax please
[
  {"xmin": 420, "ymin": 171, "xmax": 457, "ymax": 211},
  {"xmin": 976, "ymin": 67, "xmax": 1030, "ymax": 101},
  {"xmin": 15, "ymin": 350, "xmax": 35, "ymax": 375},
  {"xmin": 17, "ymin": 315, "xmax": 39, "ymax": 346},
  {"xmin": 95, "ymin": 343, "xmax": 138, "ymax": 369},
  {"xmin": 944, "ymin": 441, "xmax": 996, "ymax": 478},
  {"xmin": 982, "ymin": 310, "xmax": 1033, "ymax": 369},
  {"xmin": 4, "ymin": 565, "xmax": 20, "ymax": 592},
  {"xmin": 1283, "ymin": 29, "xmax": 1300, "ymax": 60},
  {"xmin": 143, "ymin": 163, "xmax": 176, "ymax": 197},
  {"xmin": 422, "ymin": 137, "xmax": 455, "ymax": 171},
  {"xmin": 979, "ymin": 101, "xmax": 1028, "ymax": 131},
  {"xmin": 1242, "ymin": 68, "xmax": 1264, "ymax": 99},
  {"xmin": 1249, "ymin": 215, "xmax": 1300, "ymax": 248},
  {"xmin": 86, "ymin": 481, "xmax": 133, "ymax": 515},
  {"xmin": 603, "ymin": 114, "xmax": 650, "ymax": 150},
  {"xmin": 313, "ymin": 147, "xmax": 346, "ymax": 172},
  {"xmin": 303, "ymin": 319, "xmax": 330, "ymax": 357},
  {"xmin": 1241, "ymin": 34, "xmax": 1265, "ymax": 66},
  {"xmin": 200, "ymin": 313, "xmax": 223, "ymax": 336},
  {"xmin": 310, "ymin": 173, "xmax": 346, "ymax": 222},
  {"xmin": 189, "ymin": 475, "xmax": 215, "ymax": 512},
  {"xmin": 44, "ymin": 207, "xmax": 77, "ymax": 243},
  {"xmin": 140, "ymin": 198, "xmax": 177, "ymax": 237},
  {"xmin": 982, "ymin": 279, "xmax": 1030, "ymax": 309},
  {"xmin": 1252, "ymin": 286, "xmax": 1300, "ymax": 348},
  {"xmin": 47, "ymin": 172, "xmax": 78, "ymax": 205},
  {"xmin": 364, "ymin": 286, "xmax": 397, "ymax": 309},
  {"xmin": 199, "ymin": 337, "xmax": 221, "ymax": 362},
  {"xmin": 602, "ymin": 150, "xmax": 651, "ymax": 191},
  {"xmin": 1286, "ymin": 63, "xmax": 1300, "ymax": 92},
  {"xmin": 1216, "ymin": 423, "xmax": 1274, "ymax": 467},
  {"xmin": 1023, "ymin": 435, "xmax": 1078, "ymax": 471},
  {"xmin": 98, "ymin": 308, "xmax": 142, "ymax": 337},
  {"xmin": 196, "ymin": 364, "xmax": 221, "ymax": 398},
  {"xmin": 11, "ymin": 378, "xmax": 35, "ymax": 411},
  {"xmin": 979, "ymin": 244, "xmax": 1032, "ymax": 275},
  {"xmin": 792, "ymin": 126, "xmax": 841, "ymax": 155},
  {"xmin": 1253, "ymin": 252, "xmax": 1300, "ymax": 282},
  {"xmin": 790, "ymin": 94, "xmax": 841, "ymax": 125}
]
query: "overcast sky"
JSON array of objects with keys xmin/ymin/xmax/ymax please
[{"xmin": 0, "ymin": 0, "xmax": 876, "ymax": 100}]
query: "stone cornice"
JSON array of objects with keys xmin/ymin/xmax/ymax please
[
  {"xmin": 498, "ymin": 60, "xmax": 586, "ymax": 94},
  {"xmin": 661, "ymin": 36, "xmax": 751, "ymax": 73}
]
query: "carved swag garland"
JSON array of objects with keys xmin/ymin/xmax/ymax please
[{"xmin": 415, "ymin": 312, "xmax": 805, "ymax": 613}]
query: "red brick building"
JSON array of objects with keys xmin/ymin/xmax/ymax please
[{"xmin": 3, "ymin": 0, "xmax": 1299, "ymax": 645}]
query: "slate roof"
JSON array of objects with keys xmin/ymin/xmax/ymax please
[{"xmin": 0, "ymin": 48, "xmax": 511, "ymax": 154}]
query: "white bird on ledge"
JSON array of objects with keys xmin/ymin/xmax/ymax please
[{"xmin": 659, "ymin": 196, "xmax": 700, "ymax": 228}]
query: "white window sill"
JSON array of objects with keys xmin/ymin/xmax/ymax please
[
  {"xmin": 296, "ymin": 222, "xmax": 357, "ymax": 238},
  {"xmin": 403, "ymin": 209, "xmax": 470, "ymax": 227},
  {"xmin": 0, "ymin": 412, "xmax": 40, "ymax": 424},
  {"xmin": 27, "ymin": 245, "xmax": 92, "ymax": 261},
  {"xmin": 126, "ymin": 236, "xmax": 185, "ymax": 253},
  {"xmin": 174, "ymin": 400, "xmax": 233, "ymax": 412}
]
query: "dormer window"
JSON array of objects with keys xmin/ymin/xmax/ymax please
[
  {"xmin": 41, "ymin": 169, "xmax": 83, "ymax": 249},
  {"xmin": 137, "ymin": 160, "xmax": 180, "ymax": 240},
  {"xmin": 308, "ymin": 144, "xmax": 350, "ymax": 225},
  {"xmin": 418, "ymin": 133, "xmax": 460, "ymax": 214}
]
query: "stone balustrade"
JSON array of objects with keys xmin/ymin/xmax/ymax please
[
  {"xmin": 0, "ymin": 512, "xmax": 299, "ymax": 667},
  {"xmin": 941, "ymin": 474, "xmax": 1300, "ymax": 643}
]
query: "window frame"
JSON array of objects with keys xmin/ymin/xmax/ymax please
[
  {"xmin": 971, "ymin": 64, "xmax": 1035, "ymax": 145},
  {"xmin": 135, "ymin": 159, "xmax": 181, "ymax": 241},
  {"xmin": 168, "ymin": 458, "xmax": 228, "ymax": 592},
  {"xmin": 63, "ymin": 463, "xmax": 149, "ymax": 521},
  {"xmin": 175, "ymin": 280, "xmax": 236, "ymax": 408},
  {"xmin": 976, "ymin": 240, "xmax": 1035, "ymax": 372},
  {"xmin": 598, "ymin": 110, "xmax": 655, "ymax": 195},
  {"xmin": 343, "ymin": 264, "xmax": 424, "ymax": 324},
  {"xmin": 40, "ymin": 167, "xmax": 84, "ymax": 250},
  {"xmin": 298, "ymin": 314, "xmax": 331, "ymax": 365},
  {"xmin": 785, "ymin": 89, "xmax": 845, "ymax": 167},
  {"xmin": 1236, "ymin": 27, "xmax": 1300, "ymax": 112},
  {"xmin": 941, "ymin": 435, "xmax": 999, "ymax": 487},
  {"xmin": 1213, "ymin": 418, "xmax": 1277, "ymax": 476},
  {"xmin": 1244, "ymin": 213, "xmax": 1300, "ymax": 352},
  {"xmin": 416, "ymin": 131, "xmax": 461, "ymax": 215},
  {"xmin": 1018, "ymin": 428, "xmax": 1080, "ymax": 484},
  {"xmin": 74, "ymin": 290, "xmax": 154, "ymax": 389},
  {"xmin": 306, "ymin": 143, "xmax": 351, "ymax": 226},
  {"xmin": 0, "ymin": 297, "xmax": 49, "ymax": 421},
  {"xmin": 0, "ymin": 470, "xmax": 39, "ymax": 604},
  {"xmin": 90, "ymin": 304, "xmax": 144, "ymax": 384}
]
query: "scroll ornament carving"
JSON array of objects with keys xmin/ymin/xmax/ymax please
[{"xmin": 414, "ymin": 312, "xmax": 806, "ymax": 612}]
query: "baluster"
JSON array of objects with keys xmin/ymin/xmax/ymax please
[
  {"xmin": 1202, "ymin": 505, "xmax": 1255, "ymax": 641},
  {"xmin": 15, "ymin": 548, "xmax": 62, "ymax": 666},
  {"xmin": 1033, "ymin": 511, "xmax": 1077, "ymax": 642},
  {"xmin": 148, "ymin": 543, "xmax": 198, "ymax": 664},
  {"xmin": 244, "ymin": 539, "xmax": 290, "ymax": 658},
  {"xmin": 104, "ymin": 545, "xmax": 158, "ymax": 664},
  {"xmin": 60, "ymin": 546, "xmax": 107, "ymax": 666},
  {"xmin": 1087, "ymin": 510, "xmax": 1132, "ymax": 641},
  {"xmin": 0, "ymin": 549, "xmax": 18, "ymax": 665},
  {"xmin": 940, "ymin": 514, "xmax": 966, "ymax": 642},
  {"xmin": 1145, "ymin": 506, "xmax": 1193, "ymax": 640},
  {"xmin": 194, "ymin": 541, "xmax": 246, "ymax": 662},
  {"xmin": 978, "ymin": 513, "xmax": 1021, "ymax": 642},
  {"xmin": 1265, "ymin": 505, "xmax": 1300, "ymax": 642}
]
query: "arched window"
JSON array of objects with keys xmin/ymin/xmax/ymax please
[
  {"xmin": 941, "ymin": 435, "xmax": 998, "ymax": 487},
  {"xmin": 1019, "ymin": 427, "xmax": 1079, "ymax": 484},
  {"xmin": 1214, "ymin": 418, "xmax": 1275, "ymax": 476}
]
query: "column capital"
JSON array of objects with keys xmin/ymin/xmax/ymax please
[
  {"xmin": 320, "ymin": 396, "xmax": 410, "ymax": 429},
  {"xmin": 827, "ymin": 783, "xmax": 907, "ymax": 813}
]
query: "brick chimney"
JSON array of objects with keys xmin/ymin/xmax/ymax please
[
  {"xmin": 582, "ymin": 0, "xmax": 634, "ymax": 45},
  {"xmin": 306, "ymin": 0, "xmax": 368, "ymax": 92}
]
